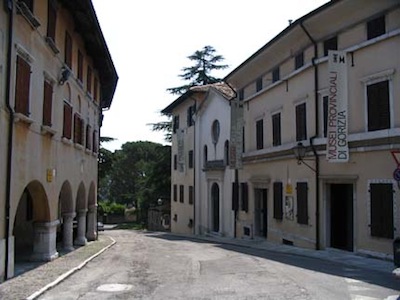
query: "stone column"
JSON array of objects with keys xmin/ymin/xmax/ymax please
[
  {"xmin": 31, "ymin": 220, "xmax": 59, "ymax": 261},
  {"xmin": 86, "ymin": 205, "xmax": 97, "ymax": 241},
  {"xmin": 74, "ymin": 210, "xmax": 87, "ymax": 246},
  {"xmin": 62, "ymin": 212, "xmax": 76, "ymax": 251}
]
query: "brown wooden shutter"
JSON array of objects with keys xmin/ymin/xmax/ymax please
[
  {"xmin": 296, "ymin": 103, "xmax": 307, "ymax": 141},
  {"xmin": 241, "ymin": 182, "xmax": 248, "ymax": 212},
  {"xmin": 15, "ymin": 56, "xmax": 31, "ymax": 115},
  {"xmin": 87, "ymin": 66, "xmax": 92, "ymax": 94},
  {"xmin": 63, "ymin": 103, "xmax": 72, "ymax": 139},
  {"xmin": 94, "ymin": 77, "xmax": 98, "ymax": 101},
  {"xmin": 92, "ymin": 130, "xmax": 98, "ymax": 153},
  {"xmin": 64, "ymin": 31, "xmax": 72, "ymax": 68},
  {"xmin": 232, "ymin": 182, "xmax": 239, "ymax": 211},
  {"xmin": 370, "ymin": 183, "xmax": 393, "ymax": 239},
  {"xmin": 86, "ymin": 124, "xmax": 92, "ymax": 149},
  {"xmin": 43, "ymin": 81, "xmax": 53, "ymax": 126},
  {"xmin": 273, "ymin": 182, "xmax": 283, "ymax": 220},
  {"xmin": 296, "ymin": 182, "xmax": 308, "ymax": 225},
  {"xmin": 77, "ymin": 50, "xmax": 83, "ymax": 81},
  {"xmin": 47, "ymin": 0, "xmax": 57, "ymax": 41}
]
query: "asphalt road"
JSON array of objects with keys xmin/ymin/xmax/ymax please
[{"xmin": 39, "ymin": 230, "xmax": 399, "ymax": 300}]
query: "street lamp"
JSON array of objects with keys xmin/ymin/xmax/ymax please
[{"xmin": 292, "ymin": 142, "xmax": 316, "ymax": 172}]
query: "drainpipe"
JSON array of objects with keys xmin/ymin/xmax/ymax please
[
  {"xmin": 4, "ymin": 0, "xmax": 14, "ymax": 281},
  {"xmin": 300, "ymin": 22, "xmax": 321, "ymax": 250},
  {"xmin": 192, "ymin": 98, "xmax": 196, "ymax": 235}
]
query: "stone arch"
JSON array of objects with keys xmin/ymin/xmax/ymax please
[
  {"xmin": 88, "ymin": 182, "xmax": 96, "ymax": 207},
  {"xmin": 13, "ymin": 180, "xmax": 56, "ymax": 262},
  {"xmin": 57, "ymin": 181, "xmax": 75, "ymax": 251},
  {"xmin": 76, "ymin": 182, "xmax": 87, "ymax": 211}
]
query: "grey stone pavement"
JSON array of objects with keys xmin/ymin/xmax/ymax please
[{"xmin": 0, "ymin": 229, "xmax": 399, "ymax": 300}]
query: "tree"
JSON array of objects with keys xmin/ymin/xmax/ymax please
[
  {"xmin": 167, "ymin": 45, "xmax": 229, "ymax": 95},
  {"xmin": 151, "ymin": 46, "xmax": 228, "ymax": 142}
]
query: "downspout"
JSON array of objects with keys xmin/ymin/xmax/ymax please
[
  {"xmin": 223, "ymin": 81, "xmax": 238, "ymax": 238},
  {"xmin": 4, "ymin": 0, "xmax": 14, "ymax": 281},
  {"xmin": 192, "ymin": 98, "xmax": 196, "ymax": 235},
  {"xmin": 300, "ymin": 22, "xmax": 321, "ymax": 250}
]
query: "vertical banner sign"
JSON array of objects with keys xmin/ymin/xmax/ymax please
[
  {"xmin": 326, "ymin": 50, "xmax": 349, "ymax": 162},
  {"xmin": 230, "ymin": 98, "xmax": 243, "ymax": 169}
]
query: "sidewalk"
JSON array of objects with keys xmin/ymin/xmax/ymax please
[
  {"xmin": 181, "ymin": 233, "xmax": 396, "ymax": 275},
  {"xmin": 0, "ymin": 234, "xmax": 115, "ymax": 300}
]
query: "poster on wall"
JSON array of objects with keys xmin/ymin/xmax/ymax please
[{"xmin": 326, "ymin": 50, "xmax": 349, "ymax": 163}]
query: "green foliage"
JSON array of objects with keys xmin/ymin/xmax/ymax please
[
  {"xmin": 98, "ymin": 201, "xmax": 126, "ymax": 215},
  {"xmin": 167, "ymin": 45, "xmax": 229, "ymax": 95},
  {"xmin": 98, "ymin": 141, "xmax": 171, "ymax": 225}
]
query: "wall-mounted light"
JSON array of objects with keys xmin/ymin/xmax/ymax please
[
  {"xmin": 292, "ymin": 142, "xmax": 316, "ymax": 172},
  {"xmin": 58, "ymin": 67, "xmax": 71, "ymax": 85}
]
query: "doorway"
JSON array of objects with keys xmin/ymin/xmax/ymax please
[
  {"xmin": 329, "ymin": 184, "xmax": 354, "ymax": 251},
  {"xmin": 254, "ymin": 188, "xmax": 268, "ymax": 238},
  {"xmin": 211, "ymin": 183, "xmax": 220, "ymax": 233}
]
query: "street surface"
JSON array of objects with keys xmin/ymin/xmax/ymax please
[{"xmin": 40, "ymin": 230, "xmax": 399, "ymax": 300}]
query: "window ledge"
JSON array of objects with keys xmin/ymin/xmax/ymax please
[
  {"xmin": 85, "ymin": 148, "xmax": 92, "ymax": 155},
  {"xmin": 17, "ymin": 2, "xmax": 41, "ymax": 29},
  {"xmin": 92, "ymin": 152, "xmax": 98, "ymax": 157},
  {"xmin": 41, "ymin": 125, "xmax": 57, "ymax": 136},
  {"xmin": 62, "ymin": 137, "xmax": 73, "ymax": 146},
  {"xmin": 14, "ymin": 112, "xmax": 33, "ymax": 125},
  {"xmin": 86, "ymin": 91, "xmax": 93, "ymax": 100},
  {"xmin": 45, "ymin": 37, "xmax": 59, "ymax": 55},
  {"xmin": 74, "ymin": 143, "xmax": 84, "ymax": 151},
  {"xmin": 76, "ymin": 79, "xmax": 84, "ymax": 89}
]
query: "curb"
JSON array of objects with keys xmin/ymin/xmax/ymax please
[{"xmin": 26, "ymin": 237, "xmax": 116, "ymax": 300}]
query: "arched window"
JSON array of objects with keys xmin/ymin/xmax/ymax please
[{"xmin": 211, "ymin": 120, "xmax": 220, "ymax": 144}]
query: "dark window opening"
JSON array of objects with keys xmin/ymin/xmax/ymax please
[
  {"xmin": 296, "ymin": 182, "xmax": 308, "ymax": 225},
  {"xmin": 43, "ymin": 81, "xmax": 53, "ymax": 126},
  {"xmin": 273, "ymin": 182, "xmax": 283, "ymax": 220},
  {"xmin": 367, "ymin": 80, "xmax": 390, "ymax": 131},
  {"xmin": 272, "ymin": 67, "xmax": 280, "ymax": 83},
  {"xmin": 295, "ymin": 52, "xmax": 304, "ymax": 70},
  {"xmin": 370, "ymin": 183, "xmax": 393, "ymax": 239},
  {"xmin": 256, "ymin": 77, "xmax": 263, "ymax": 92},
  {"xmin": 296, "ymin": 103, "xmax": 307, "ymax": 141},
  {"xmin": 323, "ymin": 36, "xmax": 338, "ymax": 56},
  {"xmin": 272, "ymin": 113, "xmax": 281, "ymax": 146},
  {"xmin": 367, "ymin": 15, "xmax": 385, "ymax": 40},
  {"xmin": 256, "ymin": 119, "xmax": 264, "ymax": 150}
]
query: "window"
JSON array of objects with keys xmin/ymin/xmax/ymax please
[
  {"xmin": 296, "ymin": 182, "xmax": 308, "ymax": 225},
  {"xmin": 42, "ymin": 80, "xmax": 53, "ymax": 126},
  {"xmin": 77, "ymin": 50, "xmax": 83, "ymax": 82},
  {"xmin": 73, "ymin": 113, "xmax": 84, "ymax": 145},
  {"xmin": 273, "ymin": 182, "xmax": 283, "ymax": 220},
  {"xmin": 295, "ymin": 52, "xmax": 304, "ymax": 70},
  {"xmin": 296, "ymin": 103, "xmax": 307, "ymax": 141},
  {"xmin": 232, "ymin": 182, "xmax": 239, "ymax": 211},
  {"xmin": 272, "ymin": 67, "xmax": 280, "ymax": 83},
  {"xmin": 179, "ymin": 185, "xmax": 184, "ymax": 203},
  {"xmin": 94, "ymin": 77, "xmax": 99, "ymax": 102},
  {"xmin": 87, "ymin": 65, "xmax": 92, "ymax": 95},
  {"xmin": 256, "ymin": 77, "xmax": 263, "ymax": 92},
  {"xmin": 367, "ymin": 15, "xmax": 385, "ymax": 40},
  {"xmin": 367, "ymin": 80, "xmax": 390, "ymax": 131},
  {"xmin": 256, "ymin": 119, "xmax": 264, "ymax": 150},
  {"xmin": 323, "ymin": 36, "xmax": 338, "ymax": 56},
  {"xmin": 173, "ymin": 185, "xmax": 177, "ymax": 202},
  {"xmin": 20, "ymin": 0, "xmax": 33, "ymax": 11},
  {"xmin": 62, "ymin": 102, "xmax": 72, "ymax": 139},
  {"xmin": 238, "ymin": 89, "xmax": 244, "ymax": 101},
  {"xmin": 173, "ymin": 155, "xmax": 177, "ymax": 170},
  {"xmin": 211, "ymin": 120, "xmax": 220, "ymax": 144},
  {"xmin": 64, "ymin": 31, "xmax": 72, "ymax": 68},
  {"xmin": 224, "ymin": 140, "xmax": 229, "ymax": 165},
  {"xmin": 187, "ymin": 104, "xmax": 195, "ymax": 127},
  {"xmin": 188, "ymin": 150, "xmax": 194, "ymax": 169},
  {"xmin": 47, "ymin": 0, "xmax": 57, "ymax": 42},
  {"xmin": 15, "ymin": 56, "xmax": 31, "ymax": 116},
  {"xmin": 173, "ymin": 115, "xmax": 179, "ymax": 133},
  {"xmin": 370, "ymin": 183, "xmax": 393, "ymax": 239},
  {"xmin": 188, "ymin": 186, "xmax": 194, "ymax": 205},
  {"xmin": 241, "ymin": 182, "xmax": 248, "ymax": 212},
  {"xmin": 272, "ymin": 113, "xmax": 281, "ymax": 146},
  {"xmin": 92, "ymin": 130, "xmax": 98, "ymax": 153},
  {"xmin": 85, "ymin": 124, "xmax": 92, "ymax": 150},
  {"xmin": 323, "ymin": 96, "xmax": 328, "ymax": 137}
]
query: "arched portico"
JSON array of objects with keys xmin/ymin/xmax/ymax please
[{"xmin": 13, "ymin": 181, "xmax": 58, "ymax": 263}]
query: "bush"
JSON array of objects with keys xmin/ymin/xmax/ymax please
[{"xmin": 98, "ymin": 201, "xmax": 126, "ymax": 215}]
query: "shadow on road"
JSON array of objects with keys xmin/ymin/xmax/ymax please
[{"xmin": 142, "ymin": 231, "xmax": 400, "ymax": 292}]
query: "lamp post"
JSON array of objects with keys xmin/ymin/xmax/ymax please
[{"xmin": 292, "ymin": 142, "xmax": 316, "ymax": 172}]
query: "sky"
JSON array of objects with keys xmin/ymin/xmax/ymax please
[{"xmin": 92, "ymin": 0, "xmax": 329, "ymax": 152}]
